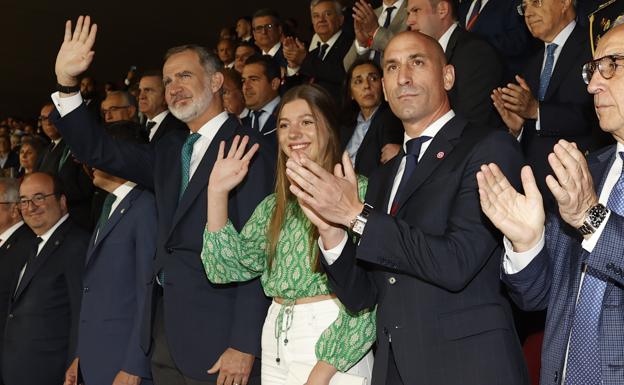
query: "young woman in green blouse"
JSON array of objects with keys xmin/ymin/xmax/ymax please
[{"xmin": 202, "ymin": 85, "xmax": 375, "ymax": 385}]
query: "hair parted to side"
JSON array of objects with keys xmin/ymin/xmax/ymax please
[
  {"xmin": 267, "ymin": 84, "xmax": 342, "ymax": 273},
  {"xmin": 164, "ymin": 44, "xmax": 224, "ymax": 75}
]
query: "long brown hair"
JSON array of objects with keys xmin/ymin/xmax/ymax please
[{"xmin": 267, "ymin": 85, "xmax": 342, "ymax": 272}]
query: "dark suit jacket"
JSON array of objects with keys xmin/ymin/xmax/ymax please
[
  {"xmin": 150, "ymin": 112, "xmax": 187, "ymax": 143},
  {"xmin": 458, "ymin": 0, "xmax": 531, "ymax": 78},
  {"xmin": 0, "ymin": 223, "xmax": 35, "ymax": 385},
  {"xmin": 520, "ymin": 24, "xmax": 607, "ymax": 208},
  {"xmin": 446, "ymin": 26, "xmax": 505, "ymax": 129},
  {"xmin": 503, "ymin": 145, "xmax": 624, "ymax": 385},
  {"xmin": 340, "ymin": 104, "xmax": 404, "ymax": 178},
  {"xmin": 322, "ymin": 116, "xmax": 528, "ymax": 385},
  {"xmin": 271, "ymin": 45, "xmax": 288, "ymax": 69},
  {"xmin": 38, "ymin": 140, "xmax": 64, "ymax": 174},
  {"xmin": 285, "ymin": 31, "xmax": 353, "ymax": 97},
  {"xmin": 2, "ymin": 219, "xmax": 89, "ymax": 385},
  {"xmin": 75, "ymin": 186, "xmax": 156, "ymax": 385},
  {"xmin": 241, "ymin": 105, "xmax": 278, "ymax": 156},
  {"xmin": 0, "ymin": 152, "xmax": 18, "ymax": 172},
  {"xmin": 52, "ymin": 105, "xmax": 274, "ymax": 381}
]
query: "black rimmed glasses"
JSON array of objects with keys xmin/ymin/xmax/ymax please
[
  {"xmin": 100, "ymin": 105, "xmax": 130, "ymax": 117},
  {"xmin": 517, "ymin": 0, "xmax": 542, "ymax": 15},
  {"xmin": 18, "ymin": 193, "xmax": 55, "ymax": 209},
  {"xmin": 582, "ymin": 54, "xmax": 624, "ymax": 84},
  {"xmin": 252, "ymin": 23, "xmax": 275, "ymax": 34}
]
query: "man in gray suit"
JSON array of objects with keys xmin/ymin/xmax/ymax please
[
  {"xmin": 343, "ymin": 0, "xmax": 407, "ymax": 70},
  {"xmin": 477, "ymin": 23, "xmax": 624, "ymax": 385}
]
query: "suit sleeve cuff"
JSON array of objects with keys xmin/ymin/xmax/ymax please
[
  {"xmin": 354, "ymin": 40, "xmax": 370, "ymax": 55},
  {"xmin": 318, "ymin": 231, "xmax": 348, "ymax": 265},
  {"xmin": 502, "ymin": 230, "xmax": 545, "ymax": 274},
  {"xmin": 51, "ymin": 91, "xmax": 84, "ymax": 117}
]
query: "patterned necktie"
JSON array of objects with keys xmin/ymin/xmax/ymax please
[
  {"xmin": 538, "ymin": 43, "xmax": 558, "ymax": 101},
  {"xmin": 564, "ymin": 152, "xmax": 624, "ymax": 385},
  {"xmin": 318, "ymin": 43, "xmax": 329, "ymax": 60},
  {"xmin": 390, "ymin": 136, "xmax": 432, "ymax": 216},
  {"xmin": 179, "ymin": 132, "xmax": 201, "ymax": 200},
  {"xmin": 466, "ymin": 0, "xmax": 482, "ymax": 30},
  {"xmin": 252, "ymin": 110, "xmax": 264, "ymax": 132},
  {"xmin": 373, "ymin": 6, "xmax": 396, "ymax": 65},
  {"xmin": 96, "ymin": 193, "xmax": 116, "ymax": 233}
]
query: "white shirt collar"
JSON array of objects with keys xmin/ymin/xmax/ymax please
[
  {"xmin": 319, "ymin": 30, "xmax": 342, "ymax": 46},
  {"xmin": 238, "ymin": 107, "xmax": 250, "ymax": 120},
  {"xmin": 37, "ymin": 213, "xmax": 69, "ymax": 252},
  {"xmin": 147, "ymin": 110, "xmax": 169, "ymax": 124},
  {"xmin": 402, "ymin": 109, "xmax": 456, "ymax": 150},
  {"xmin": 547, "ymin": 20, "xmax": 576, "ymax": 46},
  {"xmin": 196, "ymin": 111, "xmax": 230, "ymax": 141},
  {"xmin": 260, "ymin": 96, "xmax": 281, "ymax": 114},
  {"xmin": 438, "ymin": 22, "xmax": 459, "ymax": 52},
  {"xmin": 264, "ymin": 42, "xmax": 282, "ymax": 57},
  {"xmin": 383, "ymin": 0, "xmax": 404, "ymax": 11},
  {"xmin": 108, "ymin": 181, "xmax": 137, "ymax": 219},
  {"xmin": 0, "ymin": 221, "xmax": 24, "ymax": 247}
]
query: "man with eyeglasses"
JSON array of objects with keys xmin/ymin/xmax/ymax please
[
  {"xmin": 100, "ymin": 91, "xmax": 137, "ymax": 123},
  {"xmin": 2, "ymin": 172, "xmax": 89, "ymax": 385},
  {"xmin": 492, "ymin": 0, "xmax": 609, "ymax": 210},
  {"xmin": 0, "ymin": 178, "xmax": 35, "ymax": 385},
  {"xmin": 478, "ymin": 22, "xmax": 624, "ymax": 385},
  {"xmin": 251, "ymin": 8, "xmax": 287, "ymax": 70}
]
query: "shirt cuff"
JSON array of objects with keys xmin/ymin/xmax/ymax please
[
  {"xmin": 502, "ymin": 230, "xmax": 545, "ymax": 274},
  {"xmin": 286, "ymin": 66, "xmax": 300, "ymax": 77},
  {"xmin": 581, "ymin": 211, "xmax": 611, "ymax": 253},
  {"xmin": 51, "ymin": 91, "xmax": 84, "ymax": 117},
  {"xmin": 535, "ymin": 106, "xmax": 541, "ymax": 131},
  {"xmin": 354, "ymin": 40, "xmax": 369, "ymax": 55},
  {"xmin": 318, "ymin": 232, "xmax": 348, "ymax": 265}
]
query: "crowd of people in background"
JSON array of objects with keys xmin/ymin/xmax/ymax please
[{"xmin": 1, "ymin": 0, "xmax": 623, "ymax": 384}]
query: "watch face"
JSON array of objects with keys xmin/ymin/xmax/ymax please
[{"xmin": 352, "ymin": 220, "xmax": 365, "ymax": 235}]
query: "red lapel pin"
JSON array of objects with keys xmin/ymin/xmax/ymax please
[{"xmin": 436, "ymin": 151, "xmax": 445, "ymax": 159}]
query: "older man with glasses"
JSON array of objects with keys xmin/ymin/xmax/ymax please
[
  {"xmin": 492, "ymin": 0, "xmax": 611, "ymax": 211},
  {"xmin": 100, "ymin": 90, "xmax": 137, "ymax": 123},
  {"xmin": 2, "ymin": 172, "xmax": 89, "ymax": 385},
  {"xmin": 478, "ymin": 22, "xmax": 624, "ymax": 385}
]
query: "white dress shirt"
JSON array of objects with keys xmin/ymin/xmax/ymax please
[
  {"xmin": 287, "ymin": 30, "xmax": 343, "ymax": 76},
  {"xmin": 0, "ymin": 221, "xmax": 24, "ymax": 247},
  {"xmin": 252, "ymin": 96, "xmax": 280, "ymax": 134},
  {"xmin": 94, "ymin": 181, "xmax": 136, "ymax": 242},
  {"xmin": 321, "ymin": 110, "xmax": 456, "ymax": 264},
  {"xmin": 146, "ymin": 110, "xmax": 170, "ymax": 142},
  {"xmin": 438, "ymin": 23, "xmax": 459, "ymax": 53},
  {"xmin": 263, "ymin": 42, "xmax": 282, "ymax": 57},
  {"xmin": 355, "ymin": 0, "xmax": 405, "ymax": 55}
]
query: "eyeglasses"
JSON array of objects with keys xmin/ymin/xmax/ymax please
[
  {"xmin": 101, "ymin": 105, "xmax": 130, "ymax": 116},
  {"xmin": 582, "ymin": 54, "xmax": 624, "ymax": 84},
  {"xmin": 18, "ymin": 193, "xmax": 55, "ymax": 209},
  {"xmin": 517, "ymin": 0, "xmax": 542, "ymax": 15},
  {"xmin": 253, "ymin": 23, "xmax": 276, "ymax": 33}
]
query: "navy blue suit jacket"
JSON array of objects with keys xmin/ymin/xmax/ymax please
[
  {"xmin": 2, "ymin": 219, "xmax": 89, "ymax": 385},
  {"xmin": 52, "ymin": 105, "xmax": 274, "ymax": 381},
  {"xmin": 322, "ymin": 117, "xmax": 528, "ymax": 385},
  {"xmin": 75, "ymin": 186, "xmax": 156, "ymax": 385},
  {"xmin": 503, "ymin": 145, "xmax": 624, "ymax": 385}
]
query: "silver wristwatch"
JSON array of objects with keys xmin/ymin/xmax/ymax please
[
  {"xmin": 350, "ymin": 203, "xmax": 373, "ymax": 237},
  {"xmin": 577, "ymin": 203, "xmax": 609, "ymax": 235}
]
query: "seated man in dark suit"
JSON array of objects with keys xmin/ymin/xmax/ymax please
[
  {"xmin": 251, "ymin": 9, "xmax": 287, "ymax": 69},
  {"xmin": 286, "ymin": 31, "xmax": 528, "ymax": 385},
  {"xmin": 236, "ymin": 16, "xmax": 254, "ymax": 43},
  {"xmin": 52, "ymin": 16, "xmax": 273, "ymax": 385},
  {"xmin": 406, "ymin": 0, "xmax": 504, "ymax": 129},
  {"xmin": 137, "ymin": 70, "xmax": 187, "ymax": 143},
  {"xmin": 65, "ymin": 128, "xmax": 156, "ymax": 385},
  {"xmin": 233, "ymin": 41, "xmax": 260, "ymax": 74},
  {"xmin": 283, "ymin": 0, "xmax": 353, "ymax": 97},
  {"xmin": 241, "ymin": 55, "xmax": 281, "ymax": 151},
  {"xmin": 2, "ymin": 172, "xmax": 89, "ymax": 385},
  {"xmin": 492, "ymin": 0, "xmax": 608, "ymax": 210},
  {"xmin": 38, "ymin": 102, "xmax": 94, "ymax": 230},
  {"xmin": 0, "ymin": 177, "xmax": 35, "ymax": 385}
]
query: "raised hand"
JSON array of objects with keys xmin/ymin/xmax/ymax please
[
  {"xmin": 498, "ymin": 75, "xmax": 539, "ymax": 120},
  {"xmin": 353, "ymin": 0, "xmax": 379, "ymax": 39},
  {"xmin": 477, "ymin": 164, "xmax": 545, "ymax": 252},
  {"xmin": 283, "ymin": 36, "xmax": 307, "ymax": 69},
  {"xmin": 208, "ymin": 135, "xmax": 259, "ymax": 195},
  {"xmin": 546, "ymin": 140, "xmax": 598, "ymax": 229},
  {"xmin": 55, "ymin": 16, "xmax": 98, "ymax": 87}
]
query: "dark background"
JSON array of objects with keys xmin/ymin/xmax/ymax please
[{"xmin": 0, "ymin": 0, "xmax": 313, "ymax": 121}]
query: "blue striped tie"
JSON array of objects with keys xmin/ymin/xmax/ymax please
[{"xmin": 538, "ymin": 43, "xmax": 558, "ymax": 101}]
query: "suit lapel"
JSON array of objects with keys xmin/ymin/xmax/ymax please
[
  {"xmin": 86, "ymin": 187, "xmax": 141, "ymax": 266},
  {"xmin": 544, "ymin": 25, "xmax": 582, "ymax": 101},
  {"xmin": 382, "ymin": 155, "xmax": 403, "ymax": 213},
  {"xmin": 14, "ymin": 220, "xmax": 70, "ymax": 301},
  {"xmin": 168, "ymin": 117, "xmax": 237, "ymax": 234},
  {"xmin": 445, "ymin": 27, "xmax": 461, "ymax": 62},
  {"xmin": 590, "ymin": 145, "xmax": 617, "ymax": 196},
  {"xmin": 394, "ymin": 117, "xmax": 466, "ymax": 215}
]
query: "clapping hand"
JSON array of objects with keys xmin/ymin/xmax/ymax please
[{"xmin": 477, "ymin": 164, "xmax": 545, "ymax": 252}]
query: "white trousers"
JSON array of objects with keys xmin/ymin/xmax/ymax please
[{"xmin": 261, "ymin": 298, "xmax": 374, "ymax": 385}]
